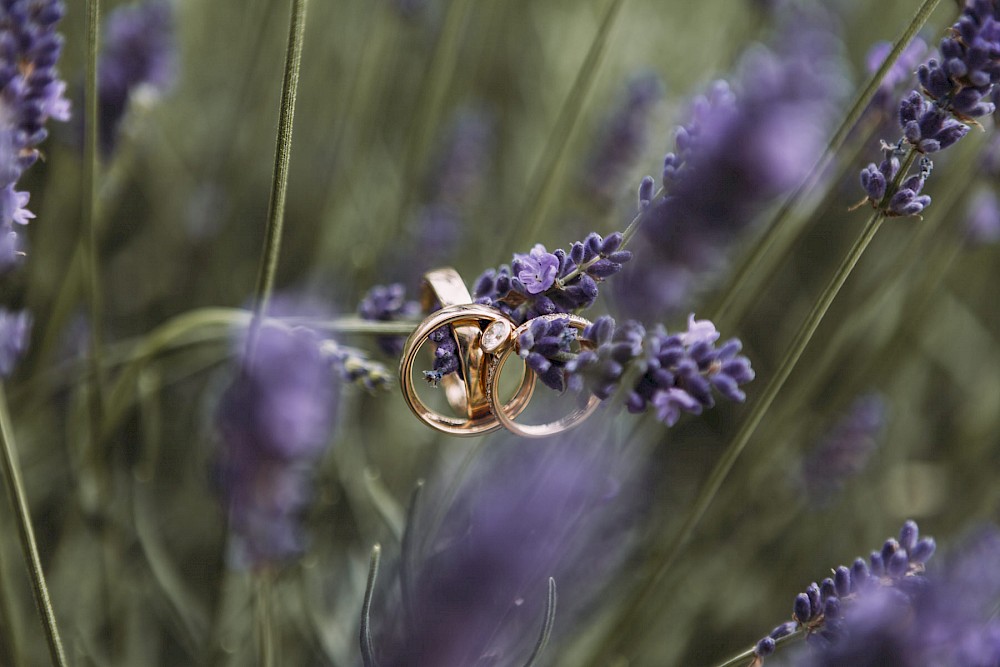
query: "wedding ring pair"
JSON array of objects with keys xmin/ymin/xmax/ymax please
[{"xmin": 398, "ymin": 268, "xmax": 600, "ymax": 438}]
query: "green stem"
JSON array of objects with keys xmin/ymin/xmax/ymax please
[
  {"xmin": 508, "ymin": 0, "xmax": 627, "ymax": 250},
  {"xmin": 709, "ymin": 629, "xmax": 804, "ymax": 667},
  {"xmin": 255, "ymin": 571, "xmax": 275, "ymax": 667},
  {"xmin": 245, "ymin": 0, "xmax": 310, "ymax": 360},
  {"xmin": 710, "ymin": 0, "xmax": 943, "ymax": 328},
  {"xmin": 588, "ymin": 210, "xmax": 886, "ymax": 665},
  {"xmin": 0, "ymin": 383, "xmax": 68, "ymax": 667},
  {"xmin": 83, "ymin": 0, "xmax": 106, "ymax": 457}
]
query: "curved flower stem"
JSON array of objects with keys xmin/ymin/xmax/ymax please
[
  {"xmin": 709, "ymin": 0, "xmax": 944, "ymax": 328},
  {"xmin": 0, "ymin": 382, "xmax": 68, "ymax": 667},
  {"xmin": 586, "ymin": 210, "xmax": 886, "ymax": 665},
  {"xmin": 245, "ymin": 0, "xmax": 309, "ymax": 361}
]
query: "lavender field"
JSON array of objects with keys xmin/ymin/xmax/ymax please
[{"xmin": 1, "ymin": 0, "xmax": 1000, "ymax": 665}]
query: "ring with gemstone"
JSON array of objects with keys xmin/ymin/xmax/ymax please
[
  {"xmin": 482, "ymin": 313, "xmax": 602, "ymax": 439},
  {"xmin": 398, "ymin": 302, "xmax": 535, "ymax": 436}
]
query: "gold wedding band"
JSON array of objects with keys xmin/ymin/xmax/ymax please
[
  {"xmin": 483, "ymin": 313, "xmax": 602, "ymax": 439},
  {"xmin": 421, "ymin": 268, "xmax": 493, "ymax": 420},
  {"xmin": 398, "ymin": 303, "xmax": 535, "ymax": 436}
]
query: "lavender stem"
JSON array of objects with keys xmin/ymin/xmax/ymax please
[
  {"xmin": 0, "ymin": 382, "xmax": 67, "ymax": 667},
  {"xmin": 245, "ymin": 0, "xmax": 310, "ymax": 361}
]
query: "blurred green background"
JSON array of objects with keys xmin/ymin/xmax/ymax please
[{"xmin": 2, "ymin": 0, "xmax": 998, "ymax": 665}]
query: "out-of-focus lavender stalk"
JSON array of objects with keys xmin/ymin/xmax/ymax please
[
  {"xmin": 800, "ymin": 393, "xmax": 887, "ymax": 505},
  {"xmin": 614, "ymin": 7, "xmax": 844, "ymax": 319},
  {"xmin": 0, "ymin": 309, "xmax": 31, "ymax": 377},
  {"xmin": 214, "ymin": 321, "xmax": 340, "ymax": 569},
  {"xmin": 581, "ymin": 71, "xmax": 663, "ymax": 208},
  {"xmin": 96, "ymin": 0, "xmax": 175, "ymax": 155},
  {"xmin": 370, "ymin": 433, "xmax": 648, "ymax": 666}
]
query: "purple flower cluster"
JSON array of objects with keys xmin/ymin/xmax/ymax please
[
  {"xmin": 858, "ymin": 1, "xmax": 1000, "ymax": 216},
  {"xmin": 472, "ymin": 231, "xmax": 632, "ymax": 325},
  {"xmin": 752, "ymin": 521, "xmax": 936, "ymax": 663},
  {"xmin": 800, "ymin": 393, "xmax": 886, "ymax": 505},
  {"xmin": 0, "ymin": 307, "xmax": 31, "ymax": 376},
  {"xmin": 616, "ymin": 10, "xmax": 844, "ymax": 317},
  {"xmin": 918, "ymin": 0, "xmax": 1000, "ymax": 120},
  {"xmin": 0, "ymin": 0, "xmax": 71, "ymax": 272},
  {"xmin": 582, "ymin": 71, "xmax": 664, "ymax": 206},
  {"xmin": 802, "ymin": 525, "xmax": 1000, "ymax": 667},
  {"xmin": 516, "ymin": 313, "xmax": 755, "ymax": 426},
  {"xmin": 97, "ymin": 0, "xmax": 175, "ymax": 154},
  {"xmin": 357, "ymin": 283, "xmax": 420, "ymax": 356},
  {"xmin": 214, "ymin": 323, "xmax": 340, "ymax": 568}
]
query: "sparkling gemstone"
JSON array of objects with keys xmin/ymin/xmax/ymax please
[{"xmin": 480, "ymin": 319, "xmax": 512, "ymax": 353}]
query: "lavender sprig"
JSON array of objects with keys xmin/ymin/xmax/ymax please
[
  {"xmin": 582, "ymin": 71, "xmax": 664, "ymax": 206},
  {"xmin": 96, "ymin": 0, "xmax": 175, "ymax": 154},
  {"xmin": 749, "ymin": 521, "xmax": 936, "ymax": 666},
  {"xmin": 858, "ymin": 1, "xmax": 1000, "ymax": 217},
  {"xmin": 800, "ymin": 393, "xmax": 887, "ymax": 505},
  {"xmin": 516, "ymin": 313, "xmax": 754, "ymax": 426},
  {"xmin": 0, "ymin": 0, "xmax": 71, "ymax": 271},
  {"xmin": 357, "ymin": 283, "xmax": 421, "ymax": 356},
  {"xmin": 215, "ymin": 323, "xmax": 340, "ymax": 568},
  {"xmin": 473, "ymin": 231, "xmax": 632, "ymax": 325}
]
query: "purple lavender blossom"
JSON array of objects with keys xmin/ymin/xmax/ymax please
[
  {"xmin": 752, "ymin": 521, "xmax": 937, "ymax": 664},
  {"xmin": 515, "ymin": 244, "xmax": 560, "ymax": 294},
  {"xmin": 97, "ymin": 0, "xmax": 175, "ymax": 154},
  {"xmin": 0, "ymin": 308, "xmax": 31, "ymax": 377},
  {"xmin": 616, "ymin": 10, "xmax": 844, "ymax": 318},
  {"xmin": 898, "ymin": 91, "xmax": 970, "ymax": 153},
  {"xmin": 582, "ymin": 71, "xmax": 664, "ymax": 206},
  {"xmin": 858, "ymin": 1, "xmax": 1000, "ymax": 215},
  {"xmin": 473, "ymin": 231, "xmax": 632, "ymax": 325},
  {"xmin": 799, "ymin": 525, "xmax": 1000, "ymax": 667},
  {"xmin": 372, "ymin": 433, "xmax": 647, "ymax": 666},
  {"xmin": 917, "ymin": 0, "xmax": 1000, "ymax": 120},
  {"xmin": 357, "ymin": 283, "xmax": 421, "ymax": 356},
  {"xmin": 0, "ymin": 0, "xmax": 71, "ymax": 272},
  {"xmin": 965, "ymin": 188, "xmax": 1000, "ymax": 244},
  {"xmin": 214, "ymin": 323, "xmax": 340, "ymax": 568},
  {"xmin": 516, "ymin": 312, "xmax": 755, "ymax": 426},
  {"xmin": 800, "ymin": 393, "xmax": 886, "ymax": 505}
]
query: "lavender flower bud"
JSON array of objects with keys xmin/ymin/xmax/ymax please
[
  {"xmin": 834, "ymin": 566, "xmax": 852, "ymax": 598},
  {"xmin": 794, "ymin": 593, "xmax": 813, "ymax": 624},
  {"xmin": 755, "ymin": 637, "xmax": 776, "ymax": 658},
  {"xmin": 899, "ymin": 520, "xmax": 919, "ymax": 553},
  {"xmin": 910, "ymin": 537, "xmax": 936, "ymax": 564}
]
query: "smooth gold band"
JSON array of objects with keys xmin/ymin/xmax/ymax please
[{"xmin": 484, "ymin": 313, "xmax": 602, "ymax": 439}]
